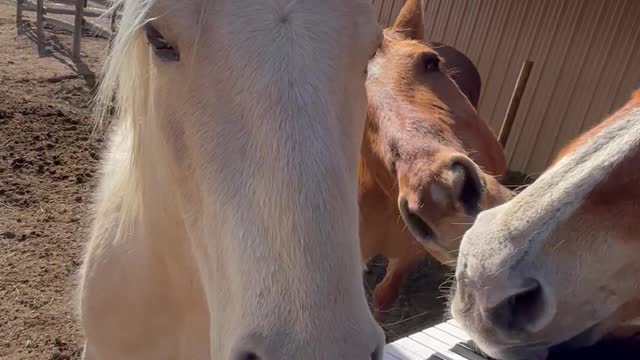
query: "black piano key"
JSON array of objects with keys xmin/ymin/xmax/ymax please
[
  {"xmin": 426, "ymin": 352, "xmax": 456, "ymax": 360},
  {"xmin": 450, "ymin": 343, "xmax": 487, "ymax": 360}
]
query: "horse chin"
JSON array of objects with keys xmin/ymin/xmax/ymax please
[
  {"xmin": 414, "ymin": 236, "xmax": 456, "ymax": 265},
  {"xmin": 472, "ymin": 322, "xmax": 605, "ymax": 360},
  {"xmin": 471, "ymin": 342, "xmax": 549, "ymax": 360},
  {"xmin": 547, "ymin": 322, "xmax": 605, "ymax": 356}
]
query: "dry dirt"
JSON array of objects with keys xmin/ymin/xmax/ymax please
[{"xmin": 0, "ymin": 2, "xmax": 450, "ymax": 359}]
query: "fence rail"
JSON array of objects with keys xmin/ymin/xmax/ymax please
[{"xmin": 16, "ymin": 0, "xmax": 116, "ymax": 60}]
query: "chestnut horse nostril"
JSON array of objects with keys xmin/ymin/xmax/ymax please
[
  {"xmin": 449, "ymin": 159, "xmax": 483, "ymax": 216},
  {"xmin": 487, "ymin": 278, "xmax": 549, "ymax": 334},
  {"xmin": 398, "ymin": 197, "xmax": 434, "ymax": 240}
]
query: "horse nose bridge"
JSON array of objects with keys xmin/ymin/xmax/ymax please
[
  {"xmin": 458, "ymin": 207, "xmax": 511, "ymax": 260},
  {"xmin": 458, "ymin": 240, "xmax": 536, "ymax": 314}
]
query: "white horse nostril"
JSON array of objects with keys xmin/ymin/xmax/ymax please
[
  {"xmin": 487, "ymin": 278, "xmax": 554, "ymax": 334},
  {"xmin": 231, "ymin": 350, "xmax": 261, "ymax": 360},
  {"xmin": 230, "ymin": 333, "xmax": 268, "ymax": 360},
  {"xmin": 371, "ymin": 343, "xmax": 384, "ymax": 360}
]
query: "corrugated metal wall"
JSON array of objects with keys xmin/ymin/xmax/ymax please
[{"xmin": 371, "ymin": 0, "xmax": 640, "ymax": 175}]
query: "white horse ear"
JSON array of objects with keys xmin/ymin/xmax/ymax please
[{"xmin": 392, "ymin": 0, "xmax": 424, "ymax": 40}]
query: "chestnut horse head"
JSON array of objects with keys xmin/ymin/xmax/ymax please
[{"xmin": 361, "ymin": 0, "xmax": 511, "ymax": 265}]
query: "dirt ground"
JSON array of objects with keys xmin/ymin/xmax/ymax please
[{"xmin": 0, "ymin": 2, "xmax": 452, "ymax": 358}]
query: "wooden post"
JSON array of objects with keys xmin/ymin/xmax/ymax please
[
  {"xmin": 16, "ymin": 0, "xmax": 24, "ymax": 35},
  {"xmin": 36, "ymin": 0, "xmax": 44, "ymax": 48},
  {"xmin": 498, "ymin": 60, "xmax": 534, "ymax": 148},
  {"xmin": 72, "ymin": 0, "xmax": 84, "ymax": 60},
  {"xmin": 110, "ymin": 3, "xmax": 121, "ymax": 35}
]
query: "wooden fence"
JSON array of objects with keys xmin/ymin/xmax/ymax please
[{"xmin": 16, "ymin": 0, "xmax": 117, "ymax": 60}]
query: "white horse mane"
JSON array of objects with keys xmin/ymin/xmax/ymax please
[
  {"xmin": 87, "ymin": 0, "xmax": 157, "ymax": 247},
  {"xmin": 95, "ymin": 0, "xmax": 154, "ymax": 127}
]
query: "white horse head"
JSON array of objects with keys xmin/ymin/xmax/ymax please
[{"xmin": 78, "ymin": 1, "xmax": 383, "ymax": 359}]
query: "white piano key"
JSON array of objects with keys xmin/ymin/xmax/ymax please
[
  {"xmin": 407, "ymin": 331, "xmax": 468, "ymax": 360},
  {"xmin": 422, "ymin": 327, "xmax": 468, "ymax": 352},
  {"xmin": 385, "ymin": 343, "xmax": 424, "ymax": 360},
  {"xmin": 394, "ymin": 341, "xmax": 429, "ymax": 360},
  {"xmin": 384, "ymin": 349, "xmax": 402, "ymax": 360},
  {"xmin": 424, "ymin": 326, "xmax": 465, "ymax": 347},
  {"xmin": 447, "ymin": 319, "xmax": 464, "ymax": 329},
  {"xmin": 437, "ymin": 322, "xmax": 470, "ymax": 342},
  {"xmin": 384, "ymin": 344, "xmax": 407, "ymax": 360},
  {"xmin": 395, "ymin": 336, "xmax": 437, "ymax": 358},
  {"xmin": 384, "ymin": 319, "xmax": 482, "ymax": 360}
]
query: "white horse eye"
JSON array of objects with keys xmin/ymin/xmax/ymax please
[{"xmin": 144, "ymin": 23, "xmax": 180, "ymax": 62}]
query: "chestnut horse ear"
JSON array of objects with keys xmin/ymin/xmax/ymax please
[{"xmin": 393, "ymin": 0, "xmax": 424, "ymax": 40}]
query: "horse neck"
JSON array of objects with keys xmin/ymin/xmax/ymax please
[
  {"xmin": 579, "ymin": 145, "xmax": 640, "ymax": 244},
  {"xmin": 502, "ymin": 107, "xmax": 640, "ymax": 250},
  {"xmin": 359, "ymin": 120, "xmax": 397, "ymax": 201},
  {"xmin": 574, "ymin": 148, "xmax": 640, "ymax": 327}
]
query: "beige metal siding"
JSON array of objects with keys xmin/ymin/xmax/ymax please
[{"xmin": 373, "ymin": 0, "xmax": 640, "ymax": 175}]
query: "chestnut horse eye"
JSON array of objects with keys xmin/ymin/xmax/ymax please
[
  {"xmin": 144, "ymin": 23, "xmax": 180, "ymax": 62},
  {"xmin": 369, "ymin": 48, "xmax": 379, "ymax": 60},
  {"xmin": 422, "ymin": 52, "xmax": 440, "ymax": 72}
]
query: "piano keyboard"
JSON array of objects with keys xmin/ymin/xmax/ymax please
[
  {"xmin": 384, "ymin": 319, "xmax": 640, "ymax": 360},
  {"xmin": 383, "ymin": 319, "xmax": 487, "ymax": 360}
]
